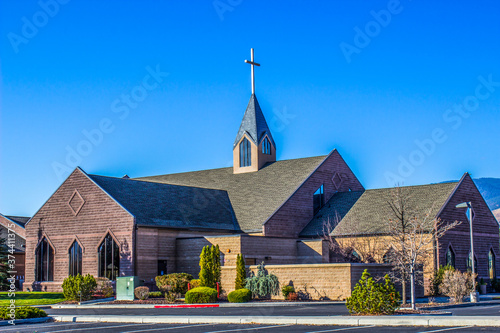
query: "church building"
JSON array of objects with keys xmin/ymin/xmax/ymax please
[{"xmin": 19, "ymin": 50, "xmax": 499, "ymax": 296}]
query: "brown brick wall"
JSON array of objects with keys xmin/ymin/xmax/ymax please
[
  {"xmin": 221, "ymin": 263, "xmax": 411, "ymax": 301},
  {"xmin": 263, "ymin": 150, "xmax": 364, "ymax": 238},
  {"xmin": 24, "ymin": 168, "xmax": 135, "ymax": 292},
  {"xmin": 437, "ymin": 174, "xmax": 500, "ymax": 282}
]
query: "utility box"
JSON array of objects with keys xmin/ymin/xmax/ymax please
[{"xmin": 116, "ymin": 276, "xmax": 140, "ymax": 301}]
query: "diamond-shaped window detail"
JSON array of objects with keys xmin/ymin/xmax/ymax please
[
  {"xmin": 332, "ymin": 172, "xmax": 343, "ymax": 190},
  {"xmin": 68, "ymin": 190, "xmax": 85, "ymax": 216}
]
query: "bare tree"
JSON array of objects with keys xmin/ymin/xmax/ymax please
[
  {"xmin": 385, "ymin": 186, "xmax": 461, "ymax": 310},
  {"xmin": 321, "ymin": 214, "xmax": 380, "ymax": 264}
]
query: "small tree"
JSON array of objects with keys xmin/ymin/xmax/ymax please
[
  {"xmin": 439, "ymin": 270, "xmax": 476, "ymax": 303},
  {"xmin": 430, "ymin": 265, "xmax": 455, "ymax": 296},
  {"xmin": 346, "ymin": 269, "xmax": 400, "ymax": 315},
  {"xmin": 199, "ymin": 244, "xmax": 221, "ymax": 289},
  {"xmin": 245, "ymin": 262, "xmax": 279, "ymax": 298},
  {"xmin": 235, "ymin": 253, "xmax": 246, "ymax": 290},
  {"xmin": 61, "ymin": 274, "xmax": 97, "ymax": 301},
  {"xmin": 199, "ymin": 246, "xmax": 212, "ymax": 288}
]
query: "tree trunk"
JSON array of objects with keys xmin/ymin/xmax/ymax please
[
  {"xmin": 401, "ymin": 278, "xmax": 407, "ymax": 305},
  {"xmin": 410, "ymin": 267, "xmax": 416, "ymax": 310}
]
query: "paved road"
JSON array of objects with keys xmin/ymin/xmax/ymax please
[
  {"xmin": 45, "ymin": 304, "xmax": 350, "ymax": 317},
  {"xmin": 449, "ymin": 303, "xmax": 500, "ymax": 316},
  {"xmin": 2, "ymin": 322, "xmax": 499, "ymax": 333}
]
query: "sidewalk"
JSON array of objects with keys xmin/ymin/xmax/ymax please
[{"xmin": 51, "ymin": 314, "xmax": 500, "ymax": 327}]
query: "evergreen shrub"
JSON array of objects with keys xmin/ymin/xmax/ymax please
[
  {"xmin": 245, "ymin": 262, "xmax": 280, "ymax": 299},
  {"xmin": 155, "ymin": 273, "xmax": 193, "ymax": 294},
  {"xmin": 0, "ymin": 306, "xmax": 47, "ymax": 320},
  {"xmin": 134, "ymin": 286, "xmax": 150, "ymax": 300},
  {"xmin": 62, "ymin": 274, "xmax": 97, "ymax": 301},
  {"xmin": 185, "ymin": 287, "xmax": 218, "ymax": 304},
  {"xmin": 228, "ymin": 288, "xmax": 252, "ymax": 303}
]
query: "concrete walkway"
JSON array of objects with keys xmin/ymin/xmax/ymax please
[{"xmin": 51, "ymin": 314, "xmax": 500, "ymax": 327}]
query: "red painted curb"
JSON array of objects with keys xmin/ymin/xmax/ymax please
[{"xmin": 154, "ymin": 304, "xmax": 220, "ymax": 308}]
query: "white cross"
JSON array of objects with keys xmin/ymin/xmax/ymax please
[{"xmin": 245, "ymin": 48, "xmax": 260, "ymax": 95}]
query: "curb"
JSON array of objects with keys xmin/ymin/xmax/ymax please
[
  {"xmin": 51, "ymin": 301, "xmax": 344, "ymax": 309},
  {"xmin": 423, "ymin": 300, "xmax": 500, "ymax": 311},
  {"xmin": 0, "ymin": 316, "xmax": 53, "ymax": 326},
  {"xmin": 154, "ymin": 304, "xmax": 219, "ymax": 308},
  {"xmin": 52, "ymin": 315, "xmax": 500, "ymax": 327}
]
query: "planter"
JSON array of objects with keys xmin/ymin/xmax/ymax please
[{"xmin": 480, "ymin": 284, "xmax": 487, "ymax": 295}]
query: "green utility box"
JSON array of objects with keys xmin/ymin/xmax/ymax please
[{"xmin": 116, "ymin": 276, "xmax": 140, "ymax": 301}]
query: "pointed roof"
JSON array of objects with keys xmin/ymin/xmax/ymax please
[{"xmin": 233, "ymin": 94, "xmax": 275, "ymax": 148}]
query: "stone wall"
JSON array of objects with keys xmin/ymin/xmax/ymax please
[{"xmin": 220, "ymin": 263, "xmax": 421, "ymax": 301}]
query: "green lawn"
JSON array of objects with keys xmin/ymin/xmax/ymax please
[{"xmin": 0, "ymin": 292, "xmax": 65, "ymax": 306}]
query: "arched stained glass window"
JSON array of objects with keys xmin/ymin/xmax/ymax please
[
  {"xmin": 69, "ymin": 241, "xmax": 83, "ymax": 276},
  {"xmin": 489, "ymin": 249, "xmax": 496, "ymax": 280},
  {"xmin": 262, "ymin": 137, "xmax": 271, "ymax": 155},
  {"xmin": 446, "ymin": 247, "xmax": 455, "ymax": 268},
  {"xmin": 239, "ymin": 137, "xmax": 251, "ymax": 167},
  {"xmin": 467, "ymin": 251, "xmax": 478, "ymax": 273},
  {"xmin": 98, "ymin": 234, "xmax": 120, "ymax": 280},
  {"xmin": 35, "ymin": 237, "xmax": 54, "ymax": 282}
]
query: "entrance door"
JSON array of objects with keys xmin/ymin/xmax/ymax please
[{"xmin": 157, "ymin": 260, "xmax": 167, "ymax": 276}]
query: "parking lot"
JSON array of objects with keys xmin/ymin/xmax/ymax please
[{"xmin": 2, "ymin": 322, "xmax": 500, "ymax": 333}]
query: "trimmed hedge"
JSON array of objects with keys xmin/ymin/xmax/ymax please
[
  {"xmin": 149, "ymin": 291, "xmax": 163, "ymax": 298},
  {"xmin": 155, "ymin": 273, "xmax": 193, "ymax": 294},
  {"xmin": 0, "ymin": 306, "xmax": 47, "ymax": 320},
  {"xmin": 189, "ymin": 279, "xmax": 201, "ymax": 289},
  {"xmin": 185, "ymin": 287, "xmax": 218, "ymax": 304},
  {"xmin": 228, "ymin": 288, "xmax": 251, "ymax": 303},
  {"xmin": 62, "ymin": 274, "xmax": 97, "ymax": 301},
  {"xmin": 134, "ymin": 286, "xmax": 149, "ymax": 300}
]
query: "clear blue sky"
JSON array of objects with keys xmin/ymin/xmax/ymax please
[{"xmin": 1, "ymin": 0, "xmax": 499, "ymax": 216}]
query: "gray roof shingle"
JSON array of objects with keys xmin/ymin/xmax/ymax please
[
  {"xmin": 137, "ymin": 155, "xmax": 328, "ymax": 232},
  {"xmin": 233, "ymin": 94, "xmax": 275, "ymax": 148},
  {"xmin": 88, "ymin": 175, "xmax": 238, "ymax": 231},
  {"xmin": 6, "ymin": 216, "xmax": 29, "ymax": 227},
  {"xmin": 329, "ymin": 182, "xmax": 459, "ymax": 237}
]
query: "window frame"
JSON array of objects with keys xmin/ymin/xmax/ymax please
[
  {"xmin": 313, "ymin": 184, "xmax": 325, "ymax": 215},
  {"xmin": 445, "ymin": 246, "xmax": 456, "ymax": 268},
  {"xmin": 239, "ymin": 137, "xmax": 252, "ymax": 167},
  {"xmin": 35, "ymin": 237, "xmax": 54, "ymax": 282},
  {"xmin": 98, "ymin": 234, "xmax": 120, "ymax": 280},
  {"xmin": 262, "ymin": 137, "xmax": 271, "ymax": 155},
  {"xmin": 68, "ymin": 240, "xmax": 83, "ymax": 276},
  {"xmin": 489, "ymin": 249, "xmax": 496, "ymax": 280}
]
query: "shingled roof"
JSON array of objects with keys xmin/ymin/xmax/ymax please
[
  {"xmin": 137, "ymin": 155, "xmax": 328, "ymax": 232},
  {"xmin": 327, "ymin": 182, "xmax": 459, "ymax": 237},
  {"xmin": 88, "ymin": 174, "xmax": 238, "ymax": 231},
  {"xmin": 233, "ymin": 94, "xmax": 275, "ymax": 148},
  {"xmin": 5, "ymin": 216, "xmax": 30, "ymax": 227},
  {"xmin": 300, "ymin": 182, "xmax": 459, "ymax": 237},
  {"xmin": 300, "ymin": 191, "xmax": 364, "ymax": 237}
]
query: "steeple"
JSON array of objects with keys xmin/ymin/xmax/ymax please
[{"xmin": 233, "ymin": 49, "xmax": 276, "ymax": 174}]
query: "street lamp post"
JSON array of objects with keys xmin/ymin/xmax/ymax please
[{"xmin": 456, "ymin": 201, "xmax": 478, "ymax": 303}]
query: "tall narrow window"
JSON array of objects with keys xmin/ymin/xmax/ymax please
[
  {"xmin": 98, "ymin": 234, "xmax": 120, "ymax": 280},
  {"xmin": 35, "ymin": 237, "xmax": 54, "ymax": 282},
  {"xmin": 489, "ymin": 250, "xmax": 496, "ymax": 279},
  {"xmin": 262, "ymin": 137, "xmax": 271, "ymax": 155},
  {"xmin": 313, "ymin": 184, "xmax": 324, "ymax": 215},
  {"xmin": 69, "ymin": 241, "xmax": 83, "ymax": 276},
  {"xmin": 446, "ymin": 247, "xmax": 455, "ymax": 268},
  {"xmin": 467, "ymin": 251, "xmax": 478, "ymax": 273},
  {"xmin": 239, "ymin": 137, "xmax": 251, "ymax": 167}
]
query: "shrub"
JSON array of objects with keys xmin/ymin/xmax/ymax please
[
  {"xmin": 235, "ymin": 254, "xmax": 246, "ymax": 290},
  {"xmin": 165, "ymin": 291, "xmax": 178, "ymax": 303},
  {"xmin": 281, "ymin": 285, "xmax": 295, "ymax": 299},
  {"xmin": 439, "ymin": 270, "xmax": 476, "ymax": 303},
  {"xmin": 430, "ymin": 265, "xmax": 455, "ymax": 296},
  {"xmin": 149, "ymin": 291, "xmax": 163, "ymax": 298},
  {"xmin": 134, "ymin": 286, "xmax": 150, "ymax": 300},
  {"xmin": 0, "ymin": 306, "xmax": 47, "ymax": 320},
  {"xmin": 62, "ymin": 274, "xmax": 97, "ymax": 301},
  {"xmin": 492, "ymin": 278, "xmax": 500, "ymax": 292},
  {"xmin": 199, "ymin": 245, "xmax": 221, "ymax": 289},
  {"xmin": 185, "ymin": 287, "xmax": 218, "ymax": 304},
  {"xmin": 95, "ymin": 277, "xmax": 114, "ymax": 298},
  {"xmin": 346, "ymin": 270, "xmax": 400, "ymax": 315},
  {"xmin": 228, "ymin": 288, "xmax": 252, "ymax": 303},
  {"xmin": 245, "ymin": 262, "xmax": 280, "ymax": 299},
  {"xmin": 189, "ymin": 279, "xmax": 201, "ymax": 289},
  {"xmin": 155, "ymin": 273, "xmax": 193, "ymax": 294}
]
